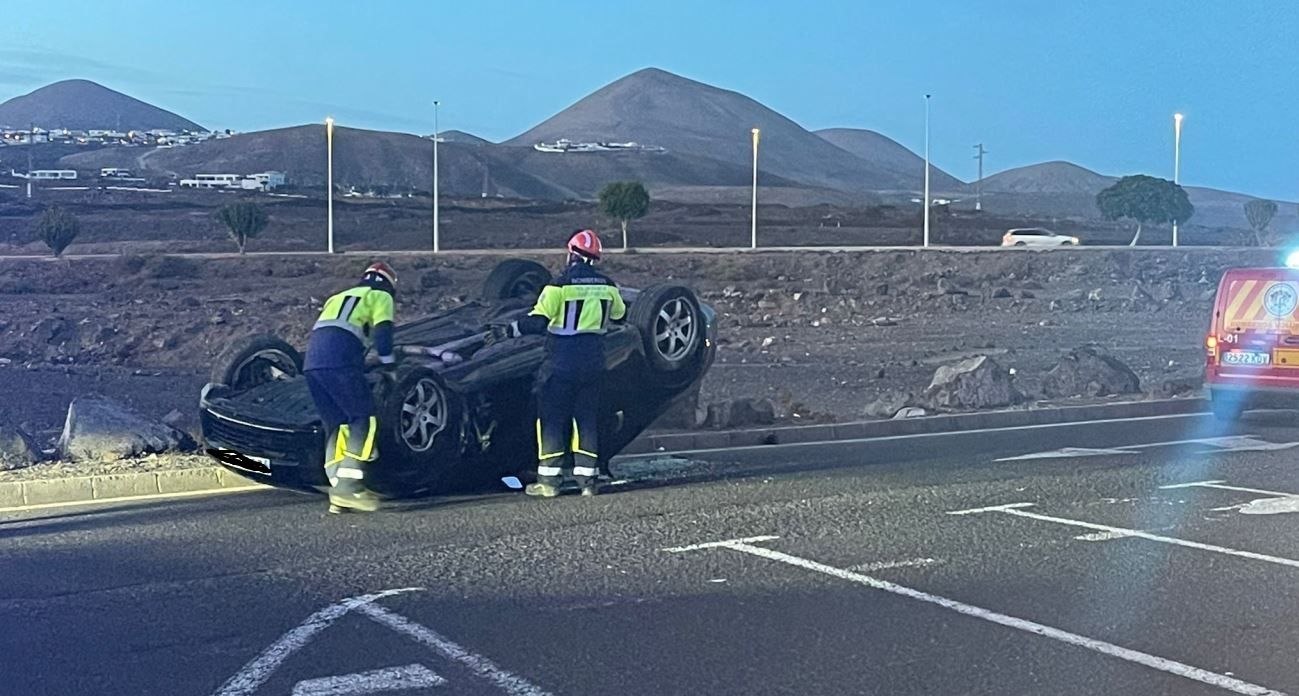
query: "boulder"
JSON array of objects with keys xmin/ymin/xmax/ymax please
[
  {"xmin": 1041, "ymin": 345, "xmax": 1141, "ymax": 398},
  {"xmin": 992, "ymin": 287, "xmax": 1013, "ymax": 299},
  {"xmin": 937, "ymin": 278, "xmax": 969, "ymax": 296},
  {"xmin": 700, "ymin": 398, "xmax": 777, "ymax": 429},
  {"xmin": 0, "ymin": 420, "xmax": 41, "ymax": 470},
  {"xmin": 32, "ymin": 317, "xmax": 76, "ymax": 346},
  {"xmin": 893, "ymin": 406, "xmax": 929, "ymax": 419},
  {"xmin": 864, "ymin": 390, "xmax": 913, "ymax": 419},
  {"xmin": 922, "ymin": 355, "xmax": 1022, "ymax": 410},
  {"xmin": 652, "ymin": 388, "xmax": 703, "ymax": 430},
  {"xmin": 1151, "ymin": 373, "xmax": 1203, "ymax": 398},
  {"xmin": 57, "ymin": 395, "xmax": 197, "ymax": 462}
]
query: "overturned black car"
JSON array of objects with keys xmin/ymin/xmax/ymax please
[{"xmin": 199, "ymin": 259, "xmax": 716, "ymax": 497}]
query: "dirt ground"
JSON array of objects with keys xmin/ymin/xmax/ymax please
[
  {"xmin": 0, "ymin": 246, "xmax": 1279, "ymax": 451},
  {"xmin": 0, "ymin": 188, "xmax": 1237, "ymax": 256}
]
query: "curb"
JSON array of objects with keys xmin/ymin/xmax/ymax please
[
  {"xmin": 0, "ymin": 467, "xmax": 259, "ymax": 511},
  {"xmin": 0, "ymin": 398, "xmax": 1207, "ymax": 511},
  {"xmin": 621, "ymin": 397, "xmax": 1208, "ymax": 455}
]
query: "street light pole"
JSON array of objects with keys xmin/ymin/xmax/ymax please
[
  {"xmin": 433, "ymin": 100, "xmax": 440, "ymax": 254},
  {"xmin": 751, "ymin": 127, "xmax": 760, "ymax": 249},
  {"xmin": 1172, "ymin": 112, "xmax": 1183, "ymax": 247},
  {"xmin": 325, "ymin": 116, "xmax": 335, "ymax": 254},
  {"xmin": 923, "ymin": 94, "xmax": 931, "ymax": 248},
  {"xmin": 972, "ymin": 143, "xmax": 986, "ymax": 212}
]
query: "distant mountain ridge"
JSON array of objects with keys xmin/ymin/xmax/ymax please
[
  {"xmin": 815, "ymin": 128, "xmax": 963, "ymax": 191},
  {"xmin": 20, "ymin": 71, "xmax": 1287, "ymax": 229},
  {"xmin": 0, "ymin": 79, "xmax": 203, "ymax": 132},
  {"xmin": 506, "ymin": 67, "xmax": 920, "ymax": 192},
  {"xmin": 980, "ymin": 160, "xmax": 1114, "ymax": 194}
]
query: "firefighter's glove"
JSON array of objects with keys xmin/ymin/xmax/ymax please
[{"xmin": 486, "ymin": 321, "xmax": 522, "ymax": 345}]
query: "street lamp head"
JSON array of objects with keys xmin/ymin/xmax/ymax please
[
  {"xmin": 325, "ymin": 116, "xmax": 334, "ymax": 128},
  {"xmin": 751, "ymin": 127, "xmax": 760, "ymax": 135},
  {"xmin": 1174, "ymin": 112, "xmax": 1184, "ymax": 122}
]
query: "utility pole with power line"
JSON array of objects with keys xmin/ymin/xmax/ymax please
[
  {"xmin": 972, "ymin": 143, "xmax": 986, "ymax": 212},
  {"xmin": 26, "ymin": 122, "xmax": 34, "ymax": 199}
]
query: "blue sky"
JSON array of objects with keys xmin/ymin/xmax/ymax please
[{"xmin": 2, "ymin": 0, "xmax": 1296, "ymax": 199}]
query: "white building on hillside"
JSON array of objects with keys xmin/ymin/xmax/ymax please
[
  {"xmin": 12, "ymin": 169, "xmax": 77, "ymax": 180},
  {"xmin": 179, "ymin": 171, "xmax": 286, "ymax": 192}
]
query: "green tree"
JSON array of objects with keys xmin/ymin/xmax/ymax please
[
  {"xmin": 1244, "ymin": 198, "xmax": 1278, "ymax": 247},
  {"xmin": 37, "ymin": 206, "xmax": 81, "ymax": 257},
  {"xmin": 215, "ymin": 202, "xmax": 269, "ymax": 254},
  {"xmin": 1095, "ymin": 175, "xmax": 1193, "ymax": 246},
  {"xmin": 598, "ymin": 181, "xmax": 650, "ymax": 250}
]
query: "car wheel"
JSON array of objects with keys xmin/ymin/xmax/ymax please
[
  {"xmin": 210, "ymin": 334, "xmax": 302, "ymax": 389},
  {"xmin": 628, "ymin": 284, "xmax": 707, "ymax": 388},
  {"xmin": 1014, "ymin": 241, "xmax": 1027, "ymax": 247},
  {"xmin": 482, "ymin": 259, "xmax": 551, "ymax": 302},
  {"xmin": 378, "ymin": 367, "xmax": 467, "ymax": 495}
]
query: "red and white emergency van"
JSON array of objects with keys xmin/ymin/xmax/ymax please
[{"xmin": 1206, "ymin": 266, "xmax": 1299, "ymax": 420}]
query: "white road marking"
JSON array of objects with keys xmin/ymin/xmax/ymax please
[
  {"xmin": 673, "ymin": 539, "xmax": 1284, "ymax": 696},
  {"xmin": 212, "ymin": 588, "xmax": 422, "ymax": 696},
  {"xmin": 643, "ymin": 413, "xmax": 1213, "ymax": 457},
  {"xmin": 291, "ymin": 664, "xmax": 445, "ymax": 695},
  {"xmin": 997, "ymin": 437, "xmax": 1299, "ymax": 464},
  {"xmin": 1238, "ymin": 498, "xmax": 1299, "ymax": 516},
  {"xmin": 946, "ymin": 502, "xmax": 1035, "ymax": 516},
  {"xmin": 1186, "ymin": 436, "xmax": 1299, "ymax": 453},
  {"xmin": 1162, "ymin": 481, "xmax": 1297, "ymax": 498},
  {"xmin": 1074, "ymin": 530, "xmax": 1137, "ymax": 542},
  {"xmin": 354, "ymin": 604, "xmax": 551, "ymax": 696},
  {"xmin": 965, "ymin": 504, "xmax": 1299, "ymax": 570},
  {"xmin": 663, "ymin": 535, "xmax": 781, "ymax": 552},
  {"xmin": 1160, "ymin": 480, "xmax": 1227, "ymax": 490},
  {"xmin": 996, "ymin": 447, "xmax": 1135, "ymax": 462},
  {"xmin": 847, "ymin": 557, "xmax": 940, "ymax": 572}
]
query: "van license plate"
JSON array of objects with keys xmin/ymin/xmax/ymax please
[{"xmin": 1223, "ymin": 351, "xmax": 1271, "ymax": 366}]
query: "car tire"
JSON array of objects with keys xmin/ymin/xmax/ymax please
[
  {"xmin": 482, "ymin": 259, "xmax": 551, "ymax": 302},
  {"xmin": 628, "ymin": 284, "xmax": 707, "ymax": 388},
  {"xmin": 210, "ymin": 334, "xmax": 303, "ymax": 389},
  {"xmin": 1209, "ymin": 390, "xmax": 1245, "ymax": 422},
  {"xmin": 377, "ymin": 366, "xmax": 468, "ymax": 495},
  {"xmin": 1014, "ymin": 241, "xmax": 1027, "ymax": 247}
]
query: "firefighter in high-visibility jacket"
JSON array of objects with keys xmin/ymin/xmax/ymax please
[
  {"xmin": 303, "ymin": 262, "xmax": 398, "ymax": 513},
  {"xmin": 497, "ymin": 230, "xmax": 626, "ymax": 497}
]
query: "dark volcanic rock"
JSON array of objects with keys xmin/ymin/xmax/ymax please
[
  {"xmin": 922, "ymin": 355, "xmax": 1022, "ymax": 410},
  {"xmin": 1042, "ymin": 345, "xmax": 1141, "ymax": 398},
  {"xmin": 57, "ymin": 395, "xmax": 197, "ymax": 462}
]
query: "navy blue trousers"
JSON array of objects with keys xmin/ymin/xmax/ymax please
[
  {"xmin": 535, "ymin": 369, "xmax": 600, "ymax": 487},
  {"xmin": 305, "ymin": 367, "xmax": 378, "ymax": 493}
]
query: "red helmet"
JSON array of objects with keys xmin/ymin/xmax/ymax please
[
  {"xmin": 567, "ymin": 229, "xmax": 602, "ymax": 261},
  {"xmin": 363, "ymin": 262, "xmax": 397, "ymax": 286}
]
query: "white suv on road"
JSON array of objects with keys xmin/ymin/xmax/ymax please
[{"xmin": 1001, "ymin": 228, "xmax": 1080, "ymax": 247}]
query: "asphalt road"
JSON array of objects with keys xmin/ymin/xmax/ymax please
[{"xmin": 6, "ymin": 412, "xmax": 1299, "ymax": 695}]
